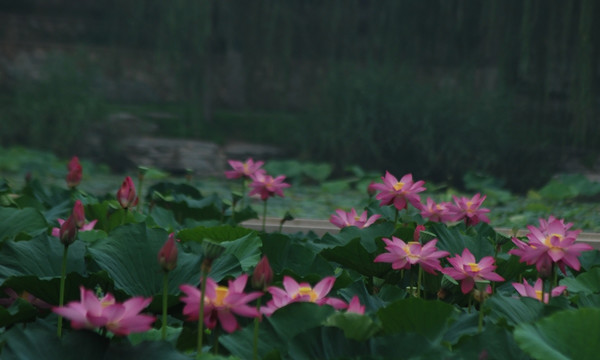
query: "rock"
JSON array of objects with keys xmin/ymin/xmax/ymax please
[
  {"xmin": 120, "ymin": 137, "xmax": 225, "ymax": 176},
  {"xmin": 223, "ymin": 141, "xmax": 284, "ymax": 161}
]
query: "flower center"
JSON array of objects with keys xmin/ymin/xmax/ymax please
[
  {"xmin": 296, "ymin": 286, "xmax": 318, "ymax": 302},
  {"xmin": 213, "ymin": 286, "xmax": 229, "ymax": 307},
  {"xmin": 535, "ymin": 289, "xmax": 543, "ymax": 301},
  {"xmin": 393, "ymin": 182, "xmax": 405, "ymax": 191},
  {"xmin": 543, "ymin": 233, "xmax": 563, "ymax": 248},
  {"xmin": 467, "ymin": 262, "xmax": 481, "ymax": 272},
  {"xmin": 403, "ymin": 242, "xmax": 421, "ymax": 260}
]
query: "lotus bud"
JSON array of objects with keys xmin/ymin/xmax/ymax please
[
  {"xmin": 158, "ymin": 233, "xmax": 178, "ymax": 272},
  {"xmin": 116, "ymin": 176, "xmax": 139, "ymax": 209},
  {"xmin": 66, "ymin": 156, "xmax": 82, "ymax": 188},
  {"xmin": 367, "ymin": 181, "xmax": 377, "ymax": 197},
  {"xmin": 252, "ymin": 255, "xmax": 273, "ymax": 290},
  {"xmin": 59, "ymin": 214, "xmax": 78, "ymax": 246},
  {"xmin": 72, "ymin": 200, "xmax": 86, "ymax": 229},
  {"xmin": 413, "ymin": 224, "xmax": 426, "ymax": 242}
]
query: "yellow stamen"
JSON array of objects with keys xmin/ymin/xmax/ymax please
[
  {"xmin": 543, "ymin": 233, "xmax": 563, "ymax": 248},
  {"xmin": 467, "ymin": 262, "xmax": 480, "ymax": 272},
  {"xmin": 393, "ymin": 182, "xmax": 405, "ymax": 191},
  {"xmin": 535, "ymin": 290, "xmax": 543, "ymax": 301},
  {"xmin": 296, "ymin": 286, "xmax": 318, "ymax": 302},
  {"xmin": 403, "ymin": 242, "xmax": 421, "ymax": 261},
  {"xmin": 213, "ymin": 286, "xmax": 229, "ymax": 307}
]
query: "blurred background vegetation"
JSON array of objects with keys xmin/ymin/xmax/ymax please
[{"xmin": 0, "ymin": 0, "xmax": 599, "ymax": 193}]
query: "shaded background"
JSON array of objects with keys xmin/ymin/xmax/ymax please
[{"xmin": 0, "ymin": 0, "xmax": 598, "ymax": 192}]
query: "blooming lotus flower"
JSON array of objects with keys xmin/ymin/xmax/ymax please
[
  {"xmin": 261, "ymin": 276, "xmax": 347, "ymax": 316},
  {"xmin": 441, "ymin": 248, "xmax": 504, "ymax": 294},
  {"xmin": 116, "ymin": 176, "xmax": 139, "ymax": 209},
  {"xmin": 446, "ymin": 193, "xmax": 490, "ymax": 226},
  {"xmin": 346, "ymin": 295, "xmax": 365, "ymax": 315},
  {"xmin": 374, "ymin": 236, "xmax": 449, "ymax": 274},
  {"xmin": 329, "ymin": 208, "xmax": 381, "ymax": 229},
  {"xmin": 0, "ymin": 288, "xmax": 51, "ymax": 309},
  {"xmin": 180, "ymin": 274, "xmax": 262, "ymax": 333},
  {"xmin": 66, "ymin": 156, "xmax": 82, "ymax": 188},
  {"xmin": 512, "ymin": 278, "xmax": 567, "ymax": 303},
  {"xmin": 419, "ymin": 198, "xmax": 454, "ymax": 223},
  {"xmin": 225, "ymin": 158, "xmax": 265, "ymax": 179},
  {"xmin": 252, "ymin": 255, "xmax": 273, "ymax": 290},
  {"xmin": 52, "ymin": 218, "xmax": 97, "ymax": 238},
  {"xmin": 370, "ymin": 172, "xmax": 425, "ymax": 211},
  {"xmin": 509, "ymin": 216, "xmax": 592, "ymax": 275},
  {"xmin": 158, "ymin": 233, "xmax": 178, "ymax": 272},
  {"xmin": 248, "ymin": 172, "xmax": 290, "ymax": 201},
  {"xmin": 52, "ymin": 286, "xmax": 155, "ymax": 336}
]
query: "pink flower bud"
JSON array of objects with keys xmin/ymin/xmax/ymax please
[
  {"xmin": 158, "ymin": 233, "xmax": 178, "ymax": 272},
  {"xmin": 413, "ymin": 224, "xmax": 426, "ymax": 242},
  {"xmin": 66, "ymin": 156, "xmax": 82, "ymax": 188},
  {"xmin": 252, "ymin": 255, "xmax": 273, "ymax": 290},
  {"xmin": 116, "ymin": 176, "xmax": 139, "ymax": 209},
  {"xmin": 59, "ymin": 214, "xmax": 78, "ymax": 246},
  {"xmin": 72, "ymin": 200, "xmax": 86, "ymax": 229},
  {"xmin": 367, "ymin": 181, "xmax": 378, "ymax": 197}
]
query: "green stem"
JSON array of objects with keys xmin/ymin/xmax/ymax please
[
  {"xmin": 552, "ymin": 264, "xmax": 558, "ymax": 289},
  {"xmin": 162, "ymin": 272, "xmax": 169, "ymax": 340},
  {"xmin": 213, "ymin": 326, "xmax": 220, "ymax": 355},
  {"xmin": 197, "ymin": 271, "xmax": 209, "ymax": 359},
  {"xmin": 394, "ymin": 208, "xmax": 399, "ymax": 227},
  {"xmin": 478, "ymin": 296, "xmax": 485, "ymax": 333},
  {"xmin": 417, "ymin": 266, "xmax": 423, "ymax": 299},
  {"xmin": 262, "ymin": 200, "xmax": 268, "ymax": 232},
  {"xmin": 253, "ymin": 297, "xmax": 262, "ymax": 360},
  {"xmin": 57, "ymin": 245, "xmax": 69, "ymax": 337},
  {"xmin": 138, "ymin": 177, "xmax": 144, "ymax": 213}
]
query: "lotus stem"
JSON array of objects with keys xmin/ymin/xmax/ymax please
[
  {"xmin": 478, "ymin": 296, "xmax": 485, "ymax": 333},
  {"xmin": 161, "ymin": 272, "xmax": 169, "ymax": 340},
  {"xmin": 197, "ymin": 271, "xmax": 209, "ymax": 358},
  {"xmin": 417, "ymin": 266, "xmax": 423, "ymax": 298},
  {"xmin": 253, "ymin": 297, "xmax": 262, "ymax": 360},
  {"xmin": 57, "ymin": 245, "xmax": 69, "ymax": 337},
  {"xmin": 262, "ymin": 200, "xmax": 268, "ymax": 232}
]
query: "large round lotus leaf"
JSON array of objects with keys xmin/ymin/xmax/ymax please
[{"xmin": 514, "ymin": 307, "xmax": 600, "ymax": 360}]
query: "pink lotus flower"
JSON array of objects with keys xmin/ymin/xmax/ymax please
[
  {"xmin": 370, "ymin": 172, "xmax": 425, "ymax": 211},
  {"xmin": 248, "ymin": 172, "xmax": 290, "ymax": 201},
  {"xmin": 0, "ymin": 288, "xmax": 51, "ymax": 309},
  {"xmin": 512, "ymin": 278, "xmax": 567, "ymax": 303},
  {"xmin": 446, "ymin": 193, "xmax": 490, "ymax": 226},
  {"xmin": 374, "ymin": 236, "xmax": 449, "ymax": 274},
  {"xmin": 419, "ymin": 198, "xmax": 454, "ymax": 223},
  {"xmin": 261, "ymin": 276, "xmax": 347, "ymax": 316},
  {"xmin": 509, "ymin": 216, "xmax": 592, "ymax": 275},
  {"xmin": 158, "ymin": 233, "xmax": 178, "ymax": 272},
  {"xmin": 225, "ymin": 158, "xmax": 265, "ymax": 180},
  {"xmin": 441, "ymin": 248, "xmax": 504, "ymax": 294},
  {"xmin": 180, "ymin": 274, "xmax": 262, "ymax": 333},
  {"xmin": 329, "ymin": 208, "xmax": 381, "ymax": 229},
  {"xmin": 66, "ymin": 156, "xmax": 82, "ymax": 188},
  {"xmin": 52, "ymin": 200, "xmax": 97, "ymax": 237},
  {"xmin": 346, "ymin": 295, "xmax": 365, "ymax": 315},
  {"xmin": 51, "ymin": 218, "xmax": 97, "ymax": 238},
  {"xmin": 116, "ymin": 176, "xmax": 139, "ymax": 209},
  {"xmin": 52, "ymin": 286, "xmax": 155, "ymax": 336}
]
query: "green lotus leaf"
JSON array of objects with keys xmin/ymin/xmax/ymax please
[
  {"xmin": 0, "ymin": 235, "xmax": 86, "ymax": 283},
  {"xmin": 87, "ymin": 223, "xmax": 202, "ymax": 297},
  {"xmin": 514, "ymin": 307, "xmax": 600, "ymax": 360},
  {"xmin": 0, "ymin": 207, "xmax": 48, "ymax": 242},
  {"xmin": 560, "ymin": 267, "xmax": 600, "ymax": 294},
  {"xmin": 377, "ymin": 297, "xmax": 457, "ymax": 342},
  {"xmin": 323, "ymin": 311, "xmax": 381, "ymax": 341},
  {"xmin": 486, "ymin": 295, "xmax": 544, "ymax": 328}
]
